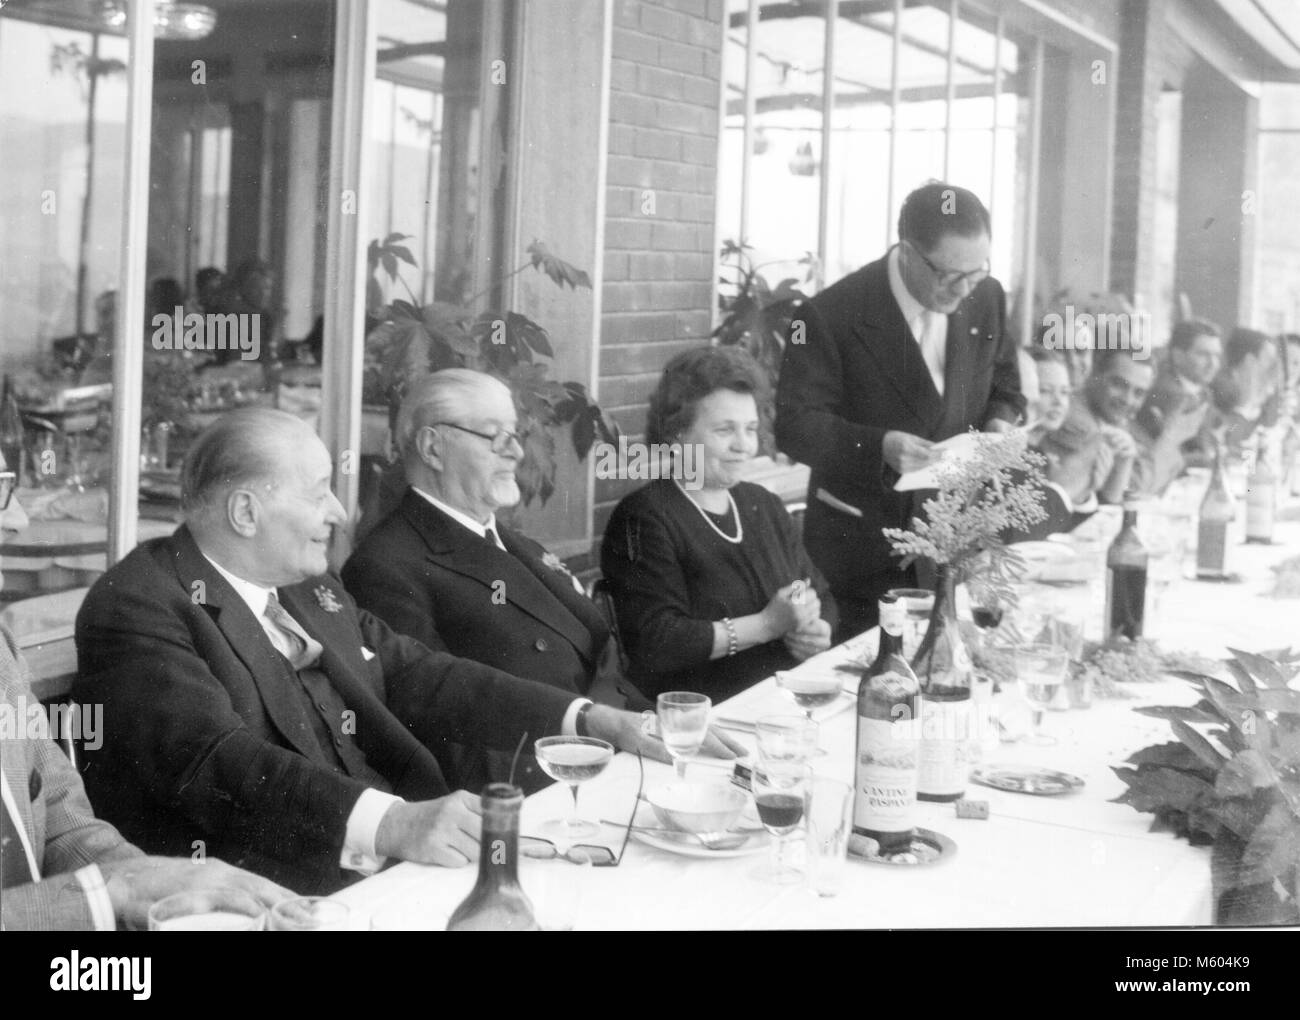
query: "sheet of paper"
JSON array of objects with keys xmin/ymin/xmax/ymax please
[{"xmin": 893, "ymin": 431, "xmax": 984, "ymax": 491}]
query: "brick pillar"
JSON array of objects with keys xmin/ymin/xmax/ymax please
[{"xmin": 596, "ymin": 0, "xmax": 724, "ymax": 533}]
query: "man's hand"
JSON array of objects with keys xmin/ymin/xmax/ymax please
[
  {"xmin": 584, "ymin": 704, "xmax": 746, "ymax": 766},
  {"xmin": 375, "ymin": 790, "xmax": 482, "ymax": 867},
  {"xmin": 783, "ymin": 617, "xmax": 832, "ymax": 661},
  {"xmin": 1098, "ymin": 423, "xmax": 1137, "ymax": 460},
  {"xmin": 100, "ymin": 856, "xmax": 292, "ymax": 931},
  {"xmin": 882, "ymin": 430, "xmax": 938, "ymax": 474}
]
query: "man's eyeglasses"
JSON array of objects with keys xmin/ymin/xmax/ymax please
[
  {"xmin": 0, "ymin": 471, "xmax": 15, "ymax": 511},
  {"xmin": 905, "ymin": 240, "xmax": 990, "ymax": 289},
  {"xmin": 430, "ymin": 421, "xmax": 524, "ymax": 455},
  {"xmin": 519, "ymin": 750, "xmax": 643, "ymax": 867}
]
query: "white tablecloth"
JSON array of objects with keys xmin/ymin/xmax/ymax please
[{"xmin": 330, "ymin": 508, "xmax": 1300, "ymax": 930}]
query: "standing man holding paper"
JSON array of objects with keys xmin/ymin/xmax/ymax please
[{"xmin": 775, "ymin": 182, "xmax": 1025, "ymax": 639}]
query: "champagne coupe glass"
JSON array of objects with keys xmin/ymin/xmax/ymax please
[
  {"xmin": 1014, "ymin": 643, "xmax": 1069, "ymax": 744},
  {"xmin": 656, "ymin": 691, "xmax": 711, "ymax": 780},
  {"xmin": 534, "ymin": 736, "xmax": 615, "ymax": 842},
  {"xmin": 752, "ymin": 760, "xmax": 811, "ymax": 884},
  {"xmin": 775, "ymin": 670, "xmax": 842, "ymax": 720}
]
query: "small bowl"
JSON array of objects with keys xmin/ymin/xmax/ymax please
[{"xmin": 645, "ymin": 781, "xmax": 747, "ymax": 834}]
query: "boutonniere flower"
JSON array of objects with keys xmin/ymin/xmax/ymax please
[
  {"xmin": 314, "ymin": 585, "xmax": 343, "ymax": 613},
  {"xmin": 541, "ymin": 552, "xmax": 574, "ymax": 580}
]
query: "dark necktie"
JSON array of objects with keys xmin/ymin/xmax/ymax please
[{"xmin": 484, "ymin": 525, "xmax": 502, "ymax": 551}]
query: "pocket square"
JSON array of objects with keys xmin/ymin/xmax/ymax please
[{"xmin": 361, "ymin": 647, "xmax": 376, "ymax": 662}]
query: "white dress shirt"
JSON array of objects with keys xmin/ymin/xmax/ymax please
[
  {"xmin": 202, "ymin": 553, "xmax": 397, "ymax": 876},
  {"xmin": 888, "ymin": 245, "xmax": 947, "ymax": 397},
  {"xmin": 408, "ymin": 486, "xmax": 590, "ymax": 733}
]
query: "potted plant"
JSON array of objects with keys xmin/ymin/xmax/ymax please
[
  {"xmin": 363, "ymin": 235, "xmax": 618, "ymax": 508},
  {"xmin": 1112, "ymin": 647, "xmax": 1300, "ymax": 925},
  {"xmin": 711, "ymin": 239, "xmax": 814, "ymax": 448}
]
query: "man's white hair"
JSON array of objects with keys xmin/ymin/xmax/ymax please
[{"xmin": 395, "ymin": 369, "xmax": 513, "ymax": 469}]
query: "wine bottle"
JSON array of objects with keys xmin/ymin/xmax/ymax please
[
  {"xmin": 1196, "ymin": 441, "xmax": 1235, "ymax": 579},
  {"xmin": 910, "ymin": 568, "xmax": 972, "ymax": 802},
  {"xmin": 853, "ymin": 594, "xmax": 920, "ymax": 853},
  {"xmin": 1105, "ymin": 496, "xmax": 1148, "ymax": 641},
  {"xmin": 1244, "ymin": 434, "xmax": 1277, "ymax": 544},
  {"xmin": 1, "ymin": 374, "xmax": 23, "ymax": 485},
  {"xmin": 446, "ymin": 783, "xmax": 538, "ymax": 931}
]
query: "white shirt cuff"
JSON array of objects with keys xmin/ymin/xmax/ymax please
[
  {"xmin": 341, "ymin": 788, "xmax": 404, "ymax": 874},
  {"xmin": 562, "ymin": 698, "xmax": 593, "ymax": 737},
  {"xmin": 74, "ymin": 865, "xmax": 117, "ymax": 931}
]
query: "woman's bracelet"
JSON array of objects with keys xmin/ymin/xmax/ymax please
[{"xmin": 721, "ymin": 617, "xmax": 739, "ymax": 657}]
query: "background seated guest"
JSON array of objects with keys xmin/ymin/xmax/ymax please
[
  {"xmin": 602, "ymin": 347, "xmax": 837, "ymax": 704},
  {"xmin": 74, "ymin": 409, "xmax": 732, "ymax": 893},
  {"xmin": 344, "ymin": 369, "xmax": 644, "ymax": 709},
  {"xmin": 1208, "ymin": 328, "xmax": 1281, "ymax": 454},
  {"xmin": 1129, "ymin": 318, "xmax": 1222, "ymax": 495},
  {"xmin": 212, "ymin": 257, "xmax": 279, "ymax": 366},
  {"xmin": 194, "ymin": 266, "xmax": 226, "ymax": 315},
  {"xmin": 1035, "ymin": 348, "xmax": 1150, "ymax": 508},
  {"xmin": 1, "ymin": 484, "xmax": 288, "ymax": 929}
]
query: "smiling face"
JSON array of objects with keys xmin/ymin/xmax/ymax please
[
  {"xmin": 899, "ymin": 231, "xmax": 991, "ymax": 315},
  {"xmin": 679, "ymin": 388, "xmax": 760, "ymax": 491},
  {"xmin": 1034, "ymin": 360, "xmax": 1072, "ymax": 431},
  {"xmin": 424, "ymin": 379, "xmax": 522, "ymax": 522},
  {"xmin": 1171, "ymin": 333, "xmax": 1222, "ymax": 388},
  {"xmin": 249, "ymin": 432, "xmax": 346, "ymax": 586},
  {"xmin": 1088, "ymin": 357, "xmax": 1154, "ymax": 426}
]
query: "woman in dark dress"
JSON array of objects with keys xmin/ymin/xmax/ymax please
[{"xmin": 601, "ymin": 346, "xmax": 837, "ymax": 703}]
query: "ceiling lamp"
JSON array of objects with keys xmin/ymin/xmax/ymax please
[{"xmin": 95, "ymin": 0, "xmax": 217, "ymax": 40}]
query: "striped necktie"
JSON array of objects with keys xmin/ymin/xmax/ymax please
[{"xmin": 264, "ymin": 592, "xmax": 323, "ymax": 671}]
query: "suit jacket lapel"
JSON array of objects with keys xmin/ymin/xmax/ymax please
[
  {"xmin": 400, "ymin": 491, "xmax": 598, "ymax": 663},
  {"xmin": 498, "ymin": 527, "xmax": 603, "ymax": 661},
  {"xmin": 168, "ymin": 527, "xmax": 325, "ymax": 763},
  {"xmin": 852, "ymin": 258, "xmax": 943, "ymax": 431}
]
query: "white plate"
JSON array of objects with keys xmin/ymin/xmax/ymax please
[{"xmin": 629, "ymin": 827, "xmax": 769, "ymax": 859}]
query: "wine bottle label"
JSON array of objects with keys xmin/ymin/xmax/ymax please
[
  {"xmin": 916, "ymin": 697, "xmax": 970, "ymax": 797},
  {"xmin": 854, "ymin": 716, "xmax": 918, "ymax": 833},
  {"xmin": 1196, "ymin": 519, "xmax": 1229, "ymax": 575},
  {"xmin": 1245, "ymin": 485, "xmax": 1275, "ymax": 540}
]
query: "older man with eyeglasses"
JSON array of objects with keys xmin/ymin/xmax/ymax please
[
  {"xmin": 344, "ymin": 369, "xmax": 647, "ymax": 712},
  {"xmin": 775, "ymin": 182, "xmax": 1025, "ymax": 638}
]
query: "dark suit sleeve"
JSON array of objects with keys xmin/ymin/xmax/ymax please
[
  {"xmin": 600, "ymin": 496, "xmax": 716, "ymax": 676},
  {"xmin": 776, "ymin": 300, "xmax": 891, "ymax": 488},
  {"xmin": 982, "ymin": 281, "xmax": 1025, "ymax": 427},
  {"xmin": 75, "ymin": 580, "xmax": 375, "ymax": 880},
  {"xmin": 342, "ymin": 546, "xmax": 451, "ymax": 654},
  {"xmin": 355, "ymin": 607, "xmax": 573, "ymax": 760}
]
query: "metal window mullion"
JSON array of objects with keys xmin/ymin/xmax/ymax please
[
  {"xmin": 108, "ymin": 1, "xmax": 155, "ymax": 565},
  {"xmin": 944, "ymin": 0, "xmax": 957, "ymax": 180},
  {"xmin": 1017, "ymin": 36, "xmax": 1045, "ymax": 349},
  {"xmin": 886, "ymin": 0, "xmax": 902, "ymax": 249},
  {"xmin": 741, "ymin": 0, "xmax": 759, "ymax": 243},
  {"xmin": 818, "ymin": 0, "xmax": 837, "ymax": 291},
  {"xmin": 321, "ymin": 0, "xmax": 377, "ymax": 563},
  {"xmin": 989, "ymin": 13, "xmax": 1002, "ymax": 224}
]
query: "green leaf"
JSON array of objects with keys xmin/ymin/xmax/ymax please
[
  {"xmin": 1227, "ymin": 647, "xmax": 1292, "ymax": 688},
  {"xmin": 1110, "ymin": 765, "xmax": 1216, "ymax": 814},
  {"xmin": 1204, "ymin": 799, "xmax": 1260, "ymax": 840},
  {"xmin": 1216, "ymin": 750, "xmax": 1278, "ymax": 797},
  {"xmin": 1254, "ymin": 689, "xmax": 1300, "ymax": 716},
  {"xmin": 388, "ymin": 244, "xmax": 418, "ymax": 268},
  {"xmin": 526, "ymin": 240, "xmax": 592, "ymax": 290},
  {"xmin": 1171, "ymin": 719, "xmax": 1227, "ymax": 770},
  {"xmin": 1224, "ymin": 657, "xmax": 1258, "ymax": 696},
  {"xmin": 1134, "ymin": 704, "xmax": 1222, "ymax": 725},
  {"xmin": 1123, "ymin": 741, "xmax": 1210, "ymax": 773},
  {"xmin": 571, "ymin": 407, "xmax": 596, "ymax": 460},
  {"xmin": 1236, "ymin": 802, "xmax": 1300, "ymax": 887}
]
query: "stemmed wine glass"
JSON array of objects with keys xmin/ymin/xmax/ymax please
[
  {"xmin": 775, "ymin": 671, "xmax": 842, "ymax": 720},
  {"xmin": 754, "ymin": 714, "xmax": 819, "ymax": 764},
  {"xmin": 656, "ymin": 691, "xmax": 711, "ymax": 780},
  {"xmin": 751, "ymin": 760, "xmax": 811, "ymax": 884},
  {"xmin": 1014, "ymin": 643, "xmax": 1069, "ymax": 745},
  {"xmin": 534, "ymin": 736, "xmax": 615, "ymax": 842}
]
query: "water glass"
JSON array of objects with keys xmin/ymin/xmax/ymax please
[
  {"xmin": 1014, "ymin": 643, "xmax": 1069, "ymax": 745},
  {"xmin": 147, "ymin": 888, "xmax": 267, "ymax": 931},
  {"xmin": 755, "ymin": 714, "xmax": 819, "ymax": 764},
  {"xmin": 269, "ymin": 896, "xmax": 350, "ymax": 931},
  {"xmin": 803, "ymin": 777, "xmax": 853, "ymax": 897},
  {"xmin": 656, "ymin": 692, "xmax": 711, "ymax": 779},
  {"xmin": 528, "ymin": 850, "xmax": 594, "ymax": 931}
]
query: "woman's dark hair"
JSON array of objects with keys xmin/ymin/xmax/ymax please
[
  {"xmin": 1222, "ymin": 327, "xmax": 1274, "ymax": 368},
  {"xmin": 646, "ymin": 345, "xmax": 763, "ymax": 445},
  {"xmin": 1169, "ymin": 318, "xmax": 1220, "ymax": 351},
  {"xmin": 897, "ymin": 181, "xmax": 991, "ymax": 252}
]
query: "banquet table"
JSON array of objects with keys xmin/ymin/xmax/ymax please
[{"xmin": 329, "ymin": 505, "xmax": 1300, "ymax": 931}]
